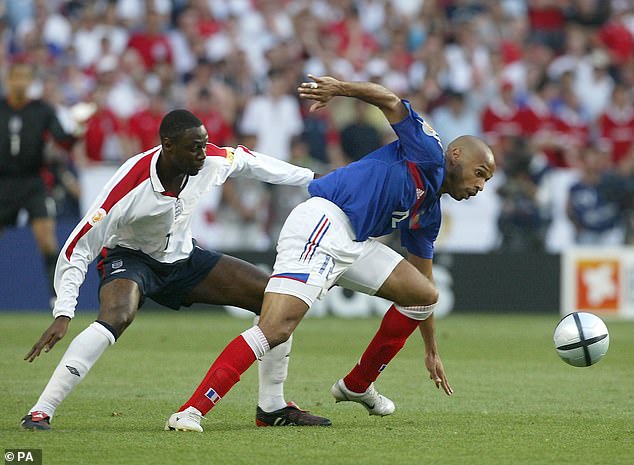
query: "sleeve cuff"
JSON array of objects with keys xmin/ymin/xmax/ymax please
[{"xmin": 52, "ymin": 309, "xmax": 75, "ymax": 319}]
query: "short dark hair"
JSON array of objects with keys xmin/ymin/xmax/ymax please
[{"xmin": 159, "ymin": 109, "xmax": 203, "ymax": 140}]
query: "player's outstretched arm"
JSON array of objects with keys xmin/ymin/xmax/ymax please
[
  {"xmin": 24, "ymin": 316, "xmax": 70, "ymax": 362},
  {"xmin": 419, "ymin": 315, "xmax": 453, "ymax": 396},
  {"xmin": 407, "ymin": 253, "xmax": 454, "ymax": 396},
  {"xmin": 298, "ymin": 74, "xmax": 408, "ymax": 124}
]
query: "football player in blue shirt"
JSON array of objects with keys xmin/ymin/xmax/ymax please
[{"xmin": 167, "ymin": 75, "xmax": 495, "ymax": 428}]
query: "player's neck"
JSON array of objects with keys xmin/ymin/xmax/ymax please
[
  {"xmin": 163, "ymin": 174, "xmax": 188, "ymax": 195},
  {"xmin": 157, "ymin": 157, "xmax": 188, "ymax": 195},
  {"xmin": 7, "ymin": 94, "xmax": 29, "ymax": 108}
]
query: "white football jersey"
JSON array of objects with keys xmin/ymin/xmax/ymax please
[{"xmin": 53, "ymin": 143, "xmax": 314, "ymax": 319}]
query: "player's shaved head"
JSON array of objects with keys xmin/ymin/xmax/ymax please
[
  {"xmin": 448, "ymin": 135, "xmax": 495, "ymax": 168},
  {"xmin": 442, "ymin": 135, "xmax": 496, "ymax": 201},
  {"xmin": 159, "ymin": 109, "xmax": 203, "ymax": 141}
]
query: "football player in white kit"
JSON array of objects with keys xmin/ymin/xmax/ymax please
[
  {"xmin": 169, "ymin": 76, "xmax": 495, "ymax": 428},
  {"xmin": 21, "ymin": 110, "xmax": 330, "ymax": 431}
]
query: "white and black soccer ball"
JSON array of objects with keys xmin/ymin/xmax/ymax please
[{"xmin": 553, "ymin": 312, "xmax": 609, "ymax": 367}]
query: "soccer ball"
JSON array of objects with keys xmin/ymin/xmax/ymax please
[{"xmin": 553, "ymin": 312, "xmax": 609, "ymax": 367}]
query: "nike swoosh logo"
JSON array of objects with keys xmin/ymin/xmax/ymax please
[{"xmin": 111, "ymin": 269, "xmax": 127, "ymax": 274}]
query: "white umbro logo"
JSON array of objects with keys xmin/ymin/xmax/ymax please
[{"xmin": 416, "ymin": 188, "xmax": 425, "ymax": 199}]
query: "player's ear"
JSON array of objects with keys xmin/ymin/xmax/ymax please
[{"xmin": 448, "ymin": 145, "xmax": 462, "ymax": 163}]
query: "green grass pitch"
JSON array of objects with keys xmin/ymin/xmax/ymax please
[{"xmin": 1, "ymin": 311, "xmax": 633, "ymax": 465}]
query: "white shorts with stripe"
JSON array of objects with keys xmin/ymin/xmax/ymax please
[{"xmin": 265, "ymin": 197, "xmax": 404, "ymax": 306}]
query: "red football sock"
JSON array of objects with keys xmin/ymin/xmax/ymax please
[
  {"xmin": 343, "ymin": 305, "xmax": 420, "ymax": 393},
  {"xmin": 179, "ymin": 335, "xmax": 257, "ymax": 415}
]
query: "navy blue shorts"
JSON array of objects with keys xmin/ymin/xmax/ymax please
[
  {"xmin": 97, "ymin": 243, "xmax": 223, "ymax": 310},
  {"xmin": 0, "ymin": 176, "xmax": 54, "ymax": 227}
]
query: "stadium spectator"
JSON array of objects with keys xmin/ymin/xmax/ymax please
[
  {"xmin": 444, "ymin": 15, "xmax": 492, "ymax": 94},
  {"xmin": 0, "ymin": 62, "xmax": 78, "ymax": 306},
  {"xmin": 101, "ymin": 48, "xmax": 148, "ymax": 120},
  {"xmin": 481, "ymin": 80, "xmax": 530, "ymax": 169},
  {"xmin": 339, "ymin": 100, "xmax": 383, "ymax": 163},
  {"xmin": 167, "ymin": 76, "xmax": 496, "ymax": 431},
  {"xmin": 324, "ymin": 4, "xmax": 379, "ymax": 73},
  {"xmin": 167, "ymin": 6, "xmax": 203, "ymax": 78},
  {"xmin": 573, "ymin": 48, "xmax": 614, "ymax": 122},
  {"xmin": 190, "ymin": 88, "xmax": 235, "ymax": 147},
  {"xmin": 126, "ymin": 8, "xmax": 173, "ymax": 71},
  {"xmin": 497, "ymin": 137, "xmax": 548, "ymax": 252},
  {"xmin": 29, "ymin": 0, "xmax": 72, "ymax": 56},
  {"xmin": 267, "ymin": 135, "xmax": 326, "ymax": 241},
  {"xmin": 527, "ymin": 0, "xmax": 566, "ymax": 52},
  {"xmin": 188, "ymin": 0, "xmax": 223, "ymax": 39},
  {"xmin": 522, "ymin": 74, "xmax": 562, "ymax": 164},
  {"xmin": 617, "ymin": 155, "xmax": 634, "ymax": 245},
  {"xmin": 73, "ymin": 84, "xmax": 131, "ymax": 214},
  {"xmin": 144, "ymin": 60, "xmax": 182, "ymax": 108},
  {"xmin": 564, "ymin": 0, "xmax": 611, "ymax": 29},
  {"xmin": 598, "ymin": 83, "xmax": 634, "ymax": 166},
  {"xmin": 72, "ymin": 5, "xmax": 114, "ymax": 70},
  {"xmin": 553, "ymin": 84, "xmax": 591, "ymax": 168},
  {"xmin": 430, "ymin": 90, "xmax": 482, "ymax": 147},
  {"xmin": 240, "ymin": 67, "xmax": 303, "ymax": 163},
  {"xmin": 600, "ymin": 152, "xmax": 634, "ymax": 245},
  {"xmin": 127, "ymin": 90, "xmax": 168, "ymax": 154},
  {"xmin": 298, "ymin": 93, "xmax": 343, "ymax": 167},
  {"xmin": 21, "ymin": 109, "xmax": 330, "ymax": 431},
  {"xmin": 597, "ymin": 6, "xmax": 634, "ymax": 66},
  {"xmin": 547, "ymin": 23, "xmax": 590, "ymax": 81},
  {"xmin": 567, "ymin": 146, "xmax": 624, "ymax": 245},
  {"xmin": 183, "ymin": 57, "xmax": 215, "ymax": 108},
  {"xmin": 114, "ymin": 0, "xmax": 171, "ymax": 29},
  {"xmin": 93, "ymin": 2, "xmax": 130, "ymax": 59},
  {"xmin": 76, "ymin": 85, "xmax": 129, "ymax": 167}
]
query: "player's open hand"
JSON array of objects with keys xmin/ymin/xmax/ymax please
[
  {"xmin": 24, "ymin": 316, "xmax": 71, "ymax": 362},
  {"xmin": 297, "ymin": 75, "xmax": 342, "ymax": 112},
  {"xmin": 425, "ymin": 352, "xmax": 454, "ymax": 396}
]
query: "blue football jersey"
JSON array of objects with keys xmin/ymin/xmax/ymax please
[{"xmin": 308, "ymin": 100, "xmax": 446, "ymax": 258}]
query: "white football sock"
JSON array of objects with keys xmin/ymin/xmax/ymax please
[
  {"xmin": 29, "ymin": 322, "xmax": 115, "ymax": 418},
  {"xmin": 254, "ymin": 316, "xmax": 292, "ymax": 412}
]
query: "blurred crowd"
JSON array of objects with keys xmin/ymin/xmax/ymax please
[{"xmin": 1, "ymin": 0, "xmax": 634, "ymax": 251}]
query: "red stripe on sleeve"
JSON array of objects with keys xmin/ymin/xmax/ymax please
[
  {"xmin": 237, "ymin": 145, "xmax": 255, "ymax": 156},
  {"xmin": 64, "ymin": 154, "xmax": 153, "ymax": 260},
  {"xmin": 206, "ymin": 143, "xmax": 229, "ymax": 157}
]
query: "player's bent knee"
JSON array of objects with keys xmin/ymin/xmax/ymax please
[
  {"xmin": 265, "ymin": 329, "xmax": 293, "ymax": 349},
  {"xmin": 394, "ymin": 286, "xmax": 438, "ymax": 309},
  {"xmin": 426, "ymin": 287, "xmax": 440, "ymax": 305},
  {"xmin": 97, "ymin": 305, "xmax": 137, "ymax": 335},
  {"xmin": 93, "ymin": 320, "xmax": 119, "ymax": 343}
]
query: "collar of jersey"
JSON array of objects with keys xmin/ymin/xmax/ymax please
[{"xmin": 148, "ymin": 147, "xmax": 174, "ymax": 196}]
